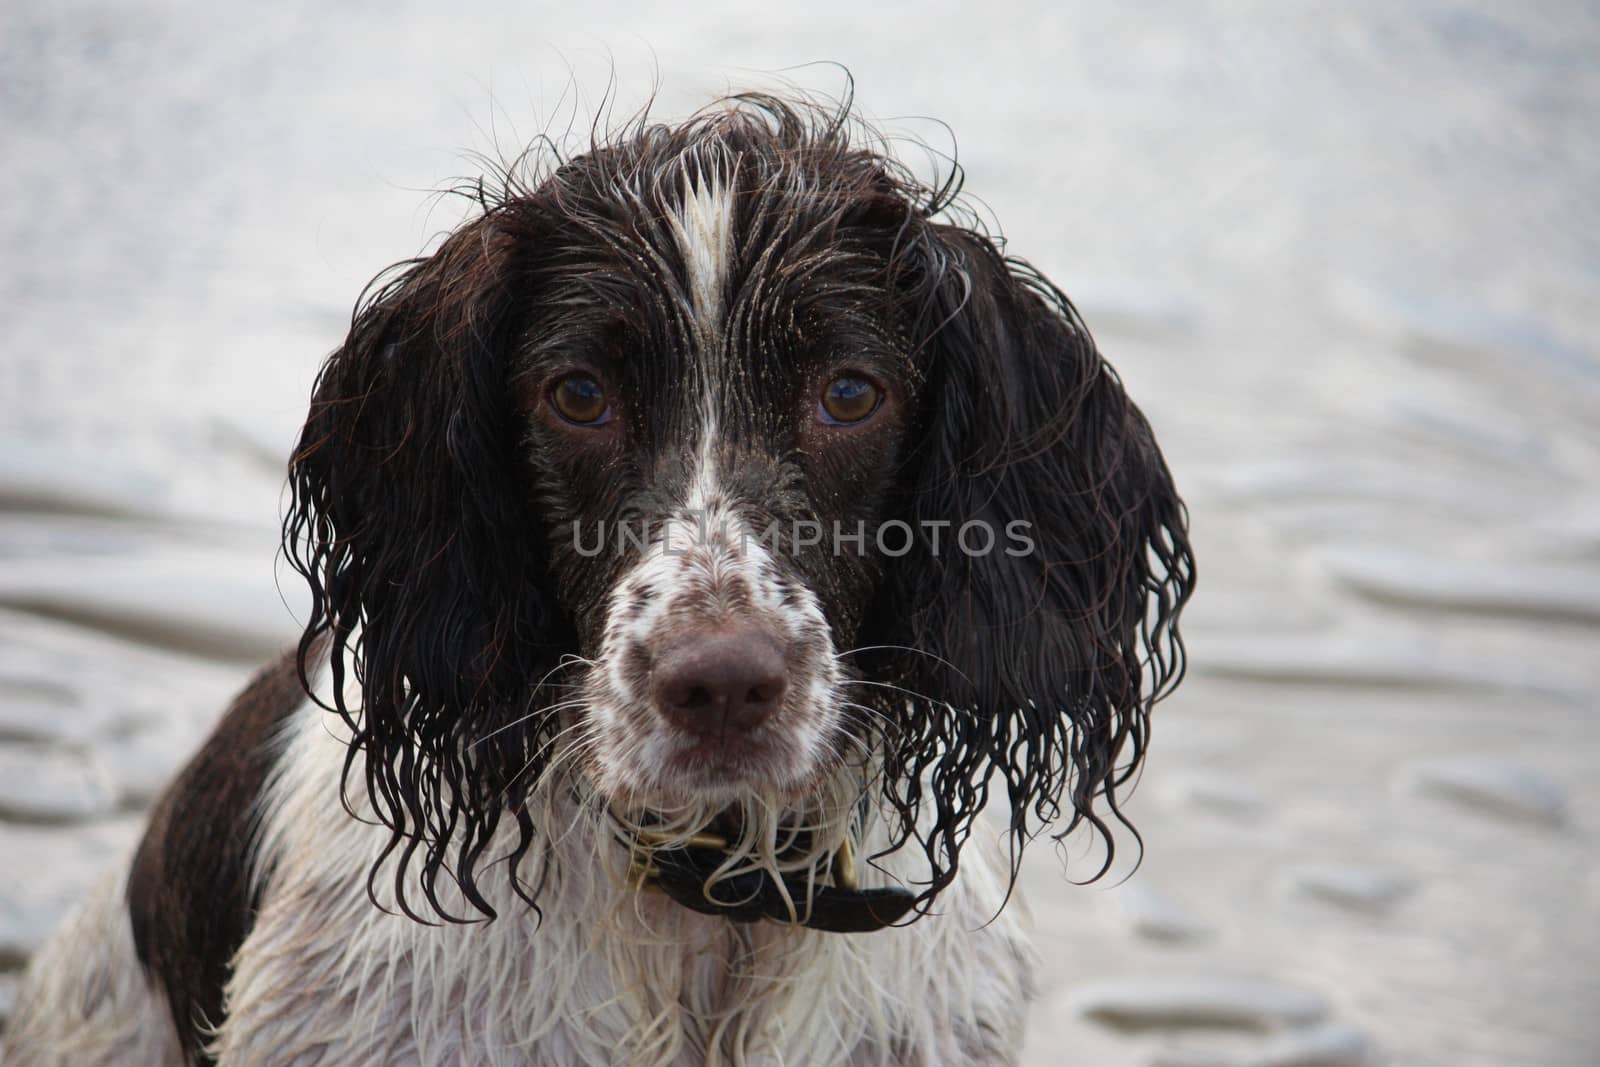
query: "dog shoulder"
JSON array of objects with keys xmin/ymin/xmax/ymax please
[{"xmin": 124, "ymin": 646, "xmax": 310, "ymax": 1063}]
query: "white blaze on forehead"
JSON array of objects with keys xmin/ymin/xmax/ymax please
[
  {"xmin": 665, "ymin": 169, "xmax": 734, "ymax": 510},
  {"xmin": 666, "ymin": 170, "xmax": 733, "ymax": 344},
  {"xmin": 687, "ymin": 432, "xmax": 721, "ymax": 512}
]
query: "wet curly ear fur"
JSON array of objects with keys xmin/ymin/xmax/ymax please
[
  {"xmin": 283, "ymin": 209, "xmax": 571, "ymax": 921},
  {"xmin": 862, "ymin": 223, "xmax": 1195, "ymax": 906}
]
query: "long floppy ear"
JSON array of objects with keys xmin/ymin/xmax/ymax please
[
  {"xmin": 865, "ymin": 224, "xmax": 1194, "ymax": 902},
  {"xmin": 283, "ymin": 210, "xmax": 570, "ymax": 920}
]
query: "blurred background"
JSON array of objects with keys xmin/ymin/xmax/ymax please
[{"xmin": 1, "ymin": 2, "xmax": 1596, "ymax": 1064}]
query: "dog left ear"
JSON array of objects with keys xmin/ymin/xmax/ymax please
[{"xmin": 867, "ymin": 224, "xmax": 1195, "ymax": 890}]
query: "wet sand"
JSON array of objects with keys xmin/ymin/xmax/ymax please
[{"xmin": 2, "ymin": 3, "xmax": 1597, "ymax": 1063}]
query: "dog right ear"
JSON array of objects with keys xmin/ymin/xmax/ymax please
[
  {"xmin": 283, "ymin": 209, "xmax": 572, "ymax": 919},
  {"xmin": 862, "ymin": 218, "xmax": 1194, "ymax": 901}
]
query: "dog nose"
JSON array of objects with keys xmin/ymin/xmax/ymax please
[{"xmin": 653, "ymin": 630, "xmax": 789, "ymax": 737}]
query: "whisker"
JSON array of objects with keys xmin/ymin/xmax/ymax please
[
  {"xmin": 471, "ymin": 697, "xmax": 590, "ymax": 751},
  {"xmin": 832, "ymin": 643, "xmax": 976, "ymax": 687}
]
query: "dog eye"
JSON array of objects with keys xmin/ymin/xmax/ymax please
[
  {"xmin": 551, "ymin": 374, "xmax": 611, "ymax": 425},
  {"xmin": 817, "ymin": 376, "xmax": 880, "ymax": 425}
]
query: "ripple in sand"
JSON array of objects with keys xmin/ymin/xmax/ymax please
[
  {"xmin": 0, "ymin": 971, "xmax": 17, "ymax": 1027},
  {"xmin": 0, "ymin": 744, "xmax": 116, "ymax": 824},
  {"xmin": 1114, "ymin": 883, "xmax": 1211, "ymax": 943},
  {"xmin": 1282, "ymin": 864, "xmax": 1410, "ymax": 915},
  {"xmin": 1163, "ymin": 773, "xmax": 1269, "ymax": 823},
  {"xmin": 1323, "ymin": 548, "xmax": 1600, "ymax": 624},
  {"xmin": 1194, "ymin": 634, "xmax": 1583, "ymax": 697},
  {"xmin": 0, "ymin": 441, "xmax": 165, "ymax": 518},
  {"xmin": 1149, "ymin": 1022, "xmax": 1373, "ymax": 1067},
  {"xmin": 0, "ymin": 554, "xmax": 298, "ymax": 662},
  {"xmin": 1398, "ymin": 757, "xmax": 1567, "ymax": 827},
  {"xmin": 0, "ymin": 678, "xmax": 88, "ymax": 744},
  {"xmin": 1068, "ymin": 976, "xmax": 1327, "ymax": 1033},
  {"xmin": 97, "ymin": 719, "xmax": 201, "ymax": 808}
]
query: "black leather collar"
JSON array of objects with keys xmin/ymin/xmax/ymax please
[{"xmin": 631, "ymin": 830, "xmax": 918, "ymax": 934}]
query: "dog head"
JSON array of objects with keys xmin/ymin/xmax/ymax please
[{"xmin": 284, "ymin": 93, "xmax": 1194, "ymax": 922}]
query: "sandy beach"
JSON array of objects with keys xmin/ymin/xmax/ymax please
[{"xmin": 2, "ymin": 2, "xmax": 1597, "ymax": 1063}]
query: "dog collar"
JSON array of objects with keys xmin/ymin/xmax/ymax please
[{"xmin": 629, "ymin": 829, "xmax": 918, "ymax": 933}]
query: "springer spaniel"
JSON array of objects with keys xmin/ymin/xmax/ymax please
[{"xmin": 8, "ymin": 93, "xmax": 1193, "ymax": 1066}]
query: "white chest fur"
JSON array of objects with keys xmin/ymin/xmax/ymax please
[{"xmin": 212, "ymin": 702, "xmax": 1036, "ymax": 1066}]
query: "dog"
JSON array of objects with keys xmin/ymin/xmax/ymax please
[{"xmin": 7, "ymin": 92, "xmax": 1194, "ymax": 1066}]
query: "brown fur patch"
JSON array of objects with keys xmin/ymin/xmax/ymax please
[{"xmin": 126, "ymin": 646, "xmax": 312, "ymax": 1064}]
